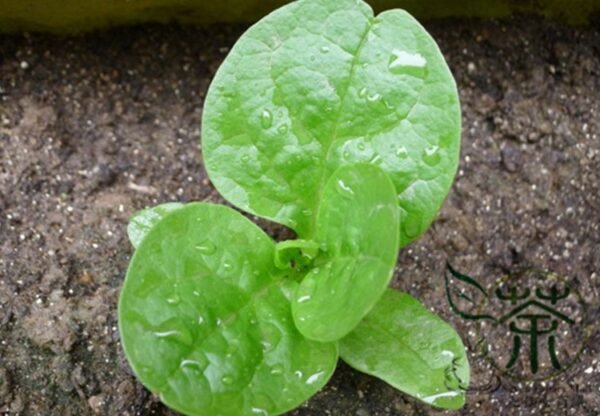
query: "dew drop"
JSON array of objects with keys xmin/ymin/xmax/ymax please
[
  {"xmin": 305, "ymin": 371, "xmax": 325, "ymax": 385},
  {"xmin": 261, "ymin": 323, "xmax": 282, "ymax": 351},
  {"xmin": 195, "ymin": 241, "xmax": 216, "ymax": 255},
  {"xmin": 357, "ymin": 142, "xmax": 365, "ymax": 151},
  {"xmin": 154, "ymin": 330, "xmax": 180, "ymax": 339},
  {"xmin": 270, "ymin": 365, "xmax": 284, "ymax": 375},
  {"xmin": 343, "ymin": 151, "xmax": 351, "ymax": 159},
  {"xmin": 297, "ymin": 295, "xmax": 311, "ymax": 303},
  {"xmin": 422, "ymin": 390, "xmax": 461, "ymax": 405},
  {"xmin": 197, "ymin": 315, "xmax": 205, "ymax": 325},
  {"xmin": 423, "ymin": 145, "xmax": 441, "ymax": 166},
  {"xmin": 241, "ymin": 154, "xmax": 250, "ymax": 163},
  {"xmin": 320, "ymin": 46, "xmax": 330, "ymax": 54},
  {"xmin": 294, "ymin": 370, "xmax": 303, "ymax": 379},
  {"xmin": 441, "ymin": 350, "xmax": 455, "ymax": 359},
  {"xmin": 358, "ymin": 87, "xmax": 368, "ymax": 98},
  {"xmin": 388, "ymin": 49, "xmax": 428, "ymax": 78},
  {"xmin": 193, "ymin": 291, "xmax": 200, "ymax": 297},
  {"xmin": 369, "ymin": 154, "xmax": 382, "ymax": 165},
  {"xmin": 166, "ymin": 294, "xmax": 180, "ymax": 305},
  {"xmin": 310, "ymin": 55, "xmax": 315, "ymax": 62},
  {"xmin": 301, "ymin": 208, "xmax": 313, "ymax": 217},
  {"xmin": 404, "ymin": 220, "xmax": 420, "ymax": 239},
  {"xmin": 223, "ymin": 262, "xmax": 233, "ymax": 271},
  {"xmin": 261, "ymin": 110, "xmax": 273, "ymax": 129},
  {"xmin": 277, "ymin": 124, "xmax": 288, "ymax": 134},
  {"xmin": 396, "ymin": 146, "xmax": 408, "ymax": 159},
  {"xmin": 336, "ymin": 179, "xmax": 355, "ymax": 195},
  {"xmin": 367, "ymin": 92, "xmax": 381, "ymax": 102},
  {"xmin": 180, "ymin": 359, "xmax": 207, "ymax": 372},
  {"xmin": 251, "ymin": 408, "xmax": 269, "ymax": 416},
  {"xmin": 221, "ymin": 375, "xmax": 234, "ymax": 385}
]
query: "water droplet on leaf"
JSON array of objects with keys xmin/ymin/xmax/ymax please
[
  {"xmin": 367, "ymin": 92, "xmax": 381, "ymax": 102},
  {"xmin": 261, "ymin": 110, "xmax": 273, "ymax": 129},
  {"xmin": 396, "ymin": 146, "xmax": 408, "ymax": 159},
  {"xmin": 423, "ymin": 145, "xmax": 441, "ymax": 166},
  {"xmin": 336, "ymin": 179, "xmax": 355, "ymax": 196},
  {"xmin": 195, "ymin": 241, "xmax": 216, "ymax": 254},
  {"xmin": 166, "ymin": 294, "xmax": 180, "ymax": 305},
  {"xmin": 320, "ymin": 46, "xmax": 330, "ymax": 53},
  {"xmin": 180, "ymin": 358, "xmax": 207, "ymax": 372},
  {"xmin": 154, "ymin": 330, "xmax": 179, "ymax": 338},
  {"xmin": 305, "ymin": 371, "xmax": 325, "ymax": 385},
  {"xmin": 297, "ymin": 295, "xmax": 311, "ymax": 303},
  {"xmin": 261, "ymin": 323, "xmax": 281, "ymax": 351},
  {"xmin": 388, "ymin": 49, "xmax": 428, "ymax": 78},
  {"xmin": 270, "ymin": 365, "xmax": 284, "ymax": 375}
]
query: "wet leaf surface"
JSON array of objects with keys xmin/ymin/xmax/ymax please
[
  {"xmin": 292, "ymin": 164, "xmax": 399, "ymax": 342},
  {"xmin": 202, "ymin": 0, "xmax": 461, "ymax": 246},
  {"xmin": 340, "ymin": 289, "xmax": 470, "ymax": 409},
  {"xmin": 119, "ymin": 204, "xmax": 338, "ymax": 416}
]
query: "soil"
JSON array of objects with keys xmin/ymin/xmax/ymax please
[{"xmin": 0, "ymin": 16, "xmax": 599, "ymax": 416}]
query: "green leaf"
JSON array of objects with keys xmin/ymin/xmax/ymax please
[
  {"xmin": 339, "ymin": 289, "xmax": 470, "ymax": 409},
  {"xmin": 201, "ymin": 0, "xmax": 460, "ymax": 246},
  {"xmin": 127, "ymin": 202, "xmax": 184, "ymax": 248},
  {"xmin": 292, "ymin": 164, "xmax": 399, "ymax": 342},
  {"xmin": 119, "ymin": 203, "xmax": 338, "ymax": 416}
]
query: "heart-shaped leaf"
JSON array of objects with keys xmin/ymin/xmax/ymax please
[
  {"xmin": 119, "ymin": 203, "xmax": 338, "ymax": 416},
  {"xmin": 339, "ymin": 289, "xmax": 470, "ymax": 409},
  {"xmin": 292, "ymin": 164, "xmax": 399, "ymax": 342},
  {"xmin": 201, "ymin": 0, "xmax": 460, "ymax": 246},
  {"xmin": 127, "ymin": 202, "xmax": 184, "ymax": 248}
]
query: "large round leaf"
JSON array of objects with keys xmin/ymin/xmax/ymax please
[
  {"xmin": 201, "ymin": 0, "xmax": 460, "ymax": 246},
  {"xmin": 119, "ymin": 203, "xmax": 338, "ymax": 416},
  {"xmin": 340, "ymin": 289, "xmax": 470, "ymax": 409},
  {"xmin": 292, "ymin": 164, "xmax": 399, "ymax": 342}
]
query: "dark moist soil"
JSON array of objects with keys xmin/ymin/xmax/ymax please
[{"xmin": 0, "ymin": 17, "xmax": 599, "ymax": 416}]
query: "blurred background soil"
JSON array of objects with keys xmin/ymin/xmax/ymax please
[{"xmin": 0, "ymin": 16, "xmax": 598, "ymax": 416}]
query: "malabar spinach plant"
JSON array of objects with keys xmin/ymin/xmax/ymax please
[{"xmin": 118, "ymin": 0, "xmax": 469, "ymax": 414}]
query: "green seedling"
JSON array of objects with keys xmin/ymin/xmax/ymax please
[{"xmin": 118, "ymin": 0, "xmax": 468, "ymax": 415}]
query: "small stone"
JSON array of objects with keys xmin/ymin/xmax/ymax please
[
  {"xmin": 88, "ymin": 394, "xmax": 105, "ymax": 414},
  {"xmin": 501, "ymin": 142, "xmax": 522, "ymax": 173}
]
